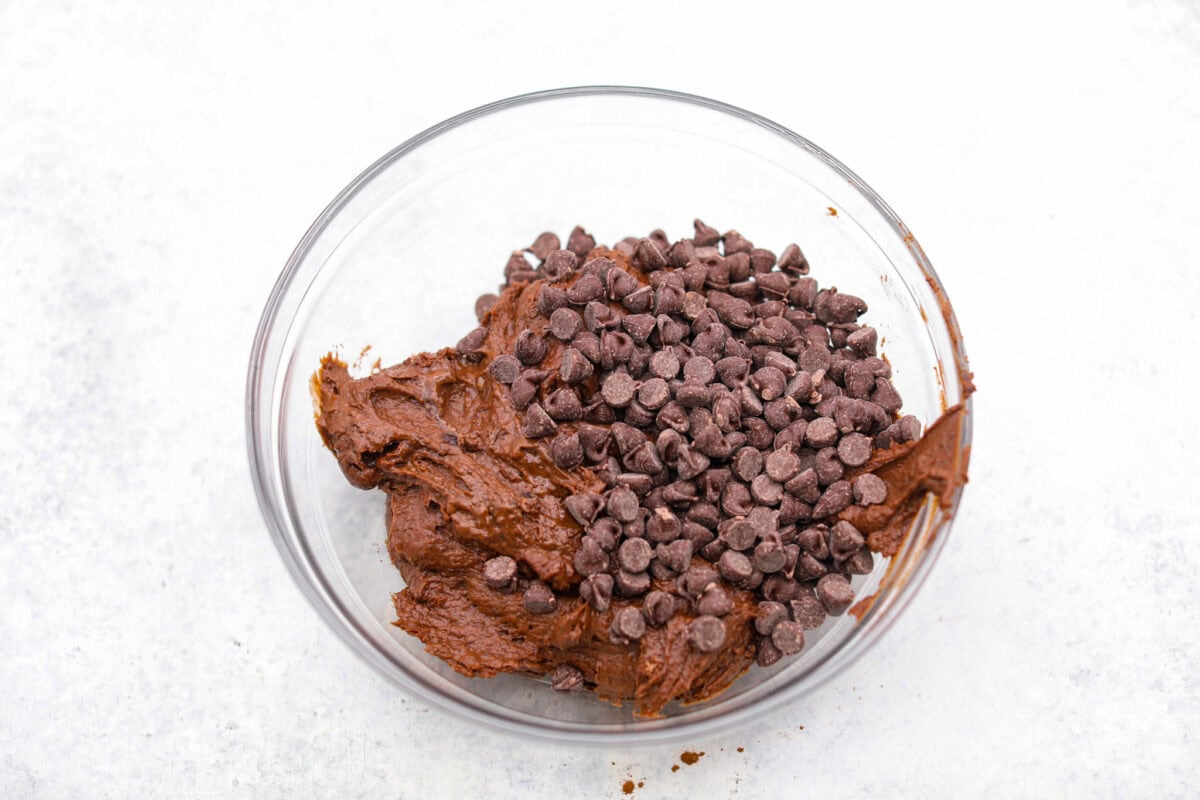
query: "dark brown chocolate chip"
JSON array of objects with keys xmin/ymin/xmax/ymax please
[
  {"xmin": 636, "ymin": 237, "xmax": 667, "ymax": 271},
  {"xmin": 611, "ymin": 607, "xmax": 647, "ymax": 642},
  {"xmin": 488, "ymin": 354, "xmax": 522, "ymax": 384},
  {"xmin": 749, "ymin": 247, "xmax": 777, "ymax": 273},
  {"xmin": 615, "ymin": 569, "xmax": 651, "ymax": 597},
  {"xmin": 847, "ymin": 326, "xmax": 877, "ymax": 356},
  {"xmin": 621, "ymin": 285, "xmax": 654, "ymax": 313},
  {"xmin": 837, "ymin": 432, "xmax": 872, "ymax": 467},
  {"xmin": 566, "ymin": 225, "xmax": 596, "ymax": 259},
  {"xmin": 523, "ymin": 582, "xmax": 556, "ymax": 614},
  {"xmin": 551, "ymin": 663, "xmax": 585, "ymax": 693},
  {"xmin": 793, "ymin": 553, "xmax": 828, "ymax": 582},
  {"xmin": 645, "ymin": 507, "xmax": 682, "ymax": 543},
  {"xmin": 566, "ymin": 273, "xmax": 604, "ymax": 305},
  {"xmin": 620, "ymin": 313, "xmax": 655, "ymax": 345},
  {"xmin": 505, "ymin": 251, "xmax": 536, "ymax": 284},
  {"xmin": 550, "ymin": 432, "xmax": 584, "ymax": 470},
  {"xmin": 546, "ymin": 307, "xmax": 581, "ymax": 341},
  {"xmin": 872, "ymin": 378, "xmax": 904, "ymax": 415},
  {"xmin": 761, "ymin": 574, "xmax": 801, "ymax": 603},
  {"xmin": 814, "ymin": 447, "xmax": 845, "ymax": 485},
  {"xmin": 564, "ymin": 492, "xmax": 604, "ymax": 525},
  {"xmin": 722, "ymin": 229, "xmax": 752, "ymax": 255},
  {"xmin": 692, "ymin": 218, "xmax": 721, "ymax": 247},
  {"xmin": 518, "ymin": 363, "xmax": 565, "ymax": 407},
  {"xmin": 798, "ymin": 525, "xmax": 831, "ymax": 560},
  {"xmin": 829, "ymin": 520, "xmax": 865, "ymax": 561},
  {"xmin": 600, "ymin": 372, "xmax": 637, "ymax": 408},
  {"xmin": 754, "ymin": 601, "xmax": 789, "ymax": 636},
  {"xmin": 682, "ymin": 355, "xmax": 716, "ymax": 384},
  {"xmin": 643, "ymin": 590, "xmax": 677, "ymax": 626},
  {"xmin": 623, "ymin": 441, "xmax": 663, "ymax": 474},
  {"xmin": 720, "ymin": 480, "xmax": 754, "ymax": 517},
  {"xmin": 559, "ymin": 347, "xmax": 594, "ymax": 385},
  {"xmin": 624, "ymin": 399, "xmax": 657, "ymax": 428},
  {"xmin": 785, "ymin": 468, "xmax": 822, "ymax": 503},
  {"xmin": 529, "ymin": 232, "xmax": 560, "ymax": 261},
  {"xmin": 616, "ymin": 472, "xmax": 653, "ymax": 497},
  {"xmin": 815, "ymin": 289, "xmax": 868, "ymax": 324},
  {"xmin": 789, "ymin": 593, "xmax": 826, "ymax": 629},
  {"xmin": 853, "ymin": 473, "xmax": 888, "ymax": 506},
  {"xmin": 750, "ymin": 474, "xmax": 783, "ymax": 506},
  {"xmin": 483, "ymin": 556, "xmax": 517, "ymax": 590},
  {"xmin": 455, "ymin": 326, "xmax": 489, "ymax": 362},
  {"xmin": 777, "ymin": 243, "xmax": 809, "ymax": 274},
  {"xmin": 586, "ymin": 519, "xmax": 622, "ymax": 551},
  {"xmin": 542, "ymin": 249, "xmax": 578, "ymax": 281},
  {"xmin": 765, "ymin": 448, "xmax": 802, "ymax": 483},
  {"xmin": 731, "ymin": 447, "xmax": 763, "ymax": 482},
  {"xmin": 514, "ymin": 329, "xmax": 546, "ymax": 366},
  {"xmin": 711, "ymin": 394, "xmax": 741, "ymax": 433},
  {"xmin": 697, "ymin": 584, "xmax": 733, "ymax": 617},
  {"xmin": 707, "ymin": 291, "xmax": 755, "ymax": 329},
  {"xmin": 577, "ymin": 424, "xmax": 611, "ymax": 463},
  {"xmin": 813, "ymin": 480, "xmax": 853, "ymax": 518},
  {"xmin": 655, "ymin": 539, "xmax": 693, "ymax": 573},
  {"xmin": 750, "ymin": 366, "xmax": 787, "ymax": 401},
  {"xmin": 475, "ymin": 293, "xmax": 499, "ymax": 320},
  {"xmin": 611, "ymin": 422, "xmax": 647, "ymax": 455},
  {"xmin": 580, "ymin": 573, "xmax": 613, "ymax": 611},
  {"xmin": 637, "ymin": 377, "xmax": 671, "ymax": 410},
  {"xmin": 816, "ymin": 573, "xmax": 855, "ymax": 615},
  {"xmin": 757, "ymin": 636, "xmax": 783, "ymax": 667},
  {"xmin": 753, "ymin": 539, "xmax": 787, "ymax": 573},
  {"xmin": 755, "ymin": 272, "xmax": 791, "ymax": 299},
  {"xmin": 687, "ymin": 615, "xmax": 727, "ymax": 652},
  {"xmin": 771, "ymin": 621, "xmax": 805, "ymax": 655},
  {"xmin": 522, "ymin": 403, "xmax": 557, "ymax": 438},
  {"xmin": 843, "ymin": 548, "xmax": 875, "ymax": 575},
  {"xmin": 649, "ymin": 349, "xmax": 681, "ymax": 380},
  {"xmin": 727, "ymin": 253, "xmax": 751, "ymax": 283},
  {"xmin": 617, "ymin": 537, "xmax": 653, "ymax": 573},
  {"xmin": 715, "ymin": 356, "xmax": 751, "ymax": 387},
  {"xmin": 675, "ymin": 380, "xmax": 712, "ymax": 409},
  {"xmin": 573, "ymin": 537, "xmax": 610, "ymax": 577},
  {"xmin": 805, "ymin": 417, "xmax": 839, "ymax": 449},
  {"xmin": 585, "ymin": 301, "xmax": 620, "ymax": 334},
  {"xmin": 606, "ymin": 486, "xmax": 640, "ymax": 523},
  {"xmin": 715, "ymin": 551, "xmax": 753, "ymax": 582},
  {"xmin": 719, "ymin": 519, "xmax": 757, "ymax": 552}
]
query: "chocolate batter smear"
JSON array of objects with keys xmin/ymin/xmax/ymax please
[{"xmin": 315, "ymin": 221, "xmax": 970, "ymax": 716}]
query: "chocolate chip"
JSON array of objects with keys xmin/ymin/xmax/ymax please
[
  {"xmin": 715, "ymin": 551, "xmax": 753, "ymax": 582},
  {"xmin": 529, "ymin": 232, "xmax": 560, "ymax": 261},
  {"xmin": 872, "ymin": 377, "xmax": 904, "ymax": 415},
  {"xmin": 621, "ymin": 285, "xmax": 654, "ymax": 313},
  {"xmin": 573, "ymin": 534, "xmax": 610, "ymax": 576},
  {"xmin": 697, "ymin": 584, "xmax": 733, "ymax": 616},
  {"xmin": 727, "ymin": 253, "xmax": 751, "ymax": 283},
  {"xmin": 815, "ymin": 289, "xmax": 868, "ymax": 324},
  {"xmin": 623, "ymin": 441, "xmax": 663, "ymax": 474},
  {"xmin": 586, "ymin": 519, "xmax": 621, "ymax": 551},
  {"xmin": 617, "ymin": 473, "xmax": 653, "ymax": 497},
  {"xmin": 853, "ymin": 473, "xmax": 888, "ymax": 505},
  {"xmin": 557, "ymin": 348, "xmax": 592, "ymax": 385},
  {"xmin": 814, "ymin": 447, "xmax": 845, "ymax": 485},
  {"xmin": 720, "ymin": 480, "xmax": 754, "ymax": 517},
  {"xmin": 756, "ymin": 636, "xmax": 783, "ymax": 667},
  {"xmin": 623, "ymin": 399, "xmax": 656, "ymax": 427},
  {"xmin": 707, "ymin": 291, "xmax": 755, "ymax": 329},
  {"xmin": 847, "ymin": 326, "xmax": 877, "ymax": 356},
  {"xmin": 483, "ymin": 556, "xmax": 517, "ymax": 590},
  {"xmin": 592, "ymin": 371, "xmax": 632, "ymax": 408},
  {"xmin": 731, "ymin": 447, "xmax": 763, "ymax": 482},
  {"xmin": 805, "ymin": 417, "xmax": 839, "ymax": 449},
  {"xmin": 655, "ymin": 539, "xmax": 693, "ymax": 573},
  {"xmin": 785, "ymin": 468, "xmax": 821, "ymax": 503},
  {"xmin": 566, "ymin": 225, "xmax": 596, "ymax": 259},
  {"xmin": 455, "ymin": 326, "xmax": 489, "ymax": 362},
  {"xmin": 692, "ymin": 218, "xmax": 720, "ymax": 247},
  {"xmin": 475, "ymin": 293, "xmax": 499, "ymax": 320},
  {"xmin": 564, "ymin": 492, "xmax": 604, "ymax": 525},
  {"xmin": 611, "ymin": 607, "xmax": 647, "ymax": 643},
  {"xmin": 610, "ymin": 422, "xmax": 646, "ymax": 456},
  {"xmin": 688, "ymin": 616, "xmax": 727, "ymax": 653},
  {"xmin": 605, "ymin": 486, "xmax": 640, "ymax": 523},
  {"xmin": 643, "ymin": 590, "xmax": 677, "ymax": 626},
  {"xmin": 551, "ymin": 663, "xmax": 585, "ymax": 693},
  {"xmin": 777, "ymin": 243, "xmax": 809, "ymax": 274},
  {"xmin": 813, "ymin": 480, "xmax": 853, "ymax": 518},
  {"xmin": 550, "ymin": 432, "xmax": 583, "ymax": 470},
  {"xmin": 566, "ymin": 273, "xmax": 604, "ymax": 305},
  {"xmin": 636, "ymin": 377, "xmax": 671, "ymax": 410},
  {"xmin": 576, "ymin": 424, "xmax": 611, "ymax": 463},
  {"xmin": 682, "ymin": 355, "xmax": 716, "ymax": 384},
  {"xmin": 719, "ymin": 519, "xmax": 757, "ymax": 552},
  {"xmin": 753, "ymin": 538, "xmax": 787, "ymax": 573},
  {"xmin": 523, "ymin": 582, "xmax": 556, "ymax": 614},
  {"xmin": 645, "ymin": 507, "xmax": 681, "ymax": 543},
  {"xmin": 487, "ymin": 354, "xmax": 521, "ymax": 384},
  {"xmin": 715, "ymin": 356, "xmax": 751, "ymax": 387},
  {"xmin": 648, "ymin": 349, "xmax": 681, "ymax": 380},
  {"xmin": 616, "ymin": 537, "xmax": 653, "ymax": 573},
  {"xmin": 750, "ymin": 366, "xmax": 787, "ymax": 401},
  {"xmin": 771, "ymin": 621, "xmax": 805, "ymax": 655},
  {"xmin": 542, "ymin": 249, "xmax": 578, "ymax": 281},
  {"xmin": 829, "ymin": 520, "xmax": 865, "ymax": 561},
  {"xmin": 744, "ymin": 418, "xmax": 775, "ymax": 451},
  {"xmin": 816, "ymin": 573, "xmax": 855, "ymax": 615},
  {"xmin": 675, "ymin": 381, "xmax": 712, "ymax": 409},
  {"xmin": 763, "ymin": 448, "xmax": 802, "ymax": 483},
  {"xmin": 835, "ymin": 432, "xmax": 872, "ymax": 467},
  {"xmin": 522, "ymin": 403, "xmax": 557, "ymax": 437},
  {"xmin": 615, "ymin": 569, "xmax": 651, "ymax": 597},
  {"xmin": 843, "ymin": 548, "xmax": 875, "ymax": 575},
  {"xmin": 636, "ymin": 237, "xmax": 667, "ymax": 271},
  {"xmin": 580, "ymin": 573, "xmax": 614, "ymax": 611},
  {"xmin": 750, "ymin": 474, "xmax": 783, "ymax": 506}
]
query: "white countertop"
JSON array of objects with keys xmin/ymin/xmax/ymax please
[{"xmin": 3, "ymin": 1, "xmax": 1198, "ymax": 796}]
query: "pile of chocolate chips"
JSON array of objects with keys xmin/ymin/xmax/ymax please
[{"xmin": 458, "ymin": 220, "xmax": 922, "ymax": 668}]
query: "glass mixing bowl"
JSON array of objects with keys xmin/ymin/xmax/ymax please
[{"xmin": 247, "ymin": 86, "xmax": 973, "ymax": 744}]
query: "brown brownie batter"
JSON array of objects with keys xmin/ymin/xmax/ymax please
[{"xmin": 314, "ymin": 234, "xmax": 969, "ymax": 716}]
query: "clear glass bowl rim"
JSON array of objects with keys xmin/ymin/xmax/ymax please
[{"xmin": 246, "ymin": 85, "xmax": 973, "ymax": 745}]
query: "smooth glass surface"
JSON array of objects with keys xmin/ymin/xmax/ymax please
[{"xmin": 247, "ymin": 86, "xmax": 972, "ymax": 744}]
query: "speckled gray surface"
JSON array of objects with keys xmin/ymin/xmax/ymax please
[{"xmin": 3, "ymin": 1, "xmax": 1199, "ymax": 797}]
